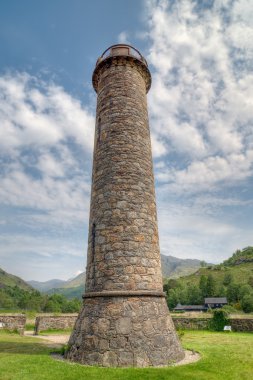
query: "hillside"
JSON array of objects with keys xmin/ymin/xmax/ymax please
[
  {"xmin": 0, "ymin": 267, "xmax": 33, "ymax": 292},
  {"xmin": 47, "ymin": 284, "xmax": 84, "ymax": 299},
  {"xmin": 161, "ymin": 254, "xmax": 203, "ymax": 278},
  {"xmin": 164, "ymin": 247, "xmax": 253, "ymax": 312},
  {"xmin": 28, "ymin": 279, "xmax": 66, "ymax": 292},
  {"xmin": 177, "ymin": 262, "xmax": 253, "ymax": 289},
  {"xmin": 61, "ymin": 272, "xmax": 86, "ymax": 289},
  {"xmin": 223, "ymin": 246, "xmax": 253, "ymax": 266}
]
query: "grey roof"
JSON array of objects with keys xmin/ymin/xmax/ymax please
[
  {"xmin": 204, "ymin": 297, "xmax": 227, "ymax": 304},
  {"xmin": 174, "ymin": 304, "xmax": 206, "ymax": 310}
]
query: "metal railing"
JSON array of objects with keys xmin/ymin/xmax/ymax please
[{"xmin": 96, "ymin": 44, "xmax": 148, "ymax": 67}]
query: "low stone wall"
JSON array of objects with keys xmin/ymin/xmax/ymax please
[
  {"xmin": 172, "ymin": 317, "xmax": 210, "ymax": 330},
  {"xmin": 34, "ymin": 314, "xmax": 78, "ymax": 335},
  {"xmin": 0, "ymin": 314, "xmax": 26, "ymax": 335},
  {"xmin": 33, "ymin": 314, "xmax": 253, "ymax": 335},
  {"xmin": 172, "ymin": 316, "xmax": 253, "ymax": 332},
  {"xmin": 230, "ymin": 318, "xmax": 253, "ymax": 332}
]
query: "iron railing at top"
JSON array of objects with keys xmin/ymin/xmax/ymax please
[{"xmin": 96, "ymin": 44, "xmax": 148, "ymax": 67}]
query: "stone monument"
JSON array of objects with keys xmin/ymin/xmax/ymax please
[{"xmin": 66, "ymin": 44, "xmax": 184, "ymax": 367}]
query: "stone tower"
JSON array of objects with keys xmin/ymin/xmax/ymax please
[{"xmin": 66, "ymin": 44, "xmax": 184, "ymax": 367}]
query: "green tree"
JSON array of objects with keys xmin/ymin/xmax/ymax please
[
  {"xmin": 199, "ymin": 275, "xmax": 207, "ymax": 297},
  {"xmin": 248, "ymin": 276, "xmax": 253, "ymax": 288},
  {"xmin": 226, "ymin": 283, "xmax": 240, "ymax": 303},
  {"xmin": 166, "ymin": 289, "xmax": 178, "ymax": 309},
  {"xmin": 223, "ymin": 273, "xmax": 233, "ymax": 286},
  {"xmin": 206, "ymin": 274, "xmax": 216, "ymax": 297},
  {"xmin": 187, "ymin": 285, "xmax": 202, "ymax": 305},
  {"xmin": 241, "ymin": 294, "xmax": 253, "ymax": 313},
  {"xmin": 238, "ymin": 284, "xmax": 252, "ymax": 300}
]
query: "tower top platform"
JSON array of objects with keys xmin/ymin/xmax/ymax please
[{"xmin": 92, "ymin": 44, "xmax": 151, "ymax": 93}]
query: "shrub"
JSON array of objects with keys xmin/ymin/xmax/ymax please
[{"xmin": 209, "ymin": 309, "xmax": 229, "ymax": 331}]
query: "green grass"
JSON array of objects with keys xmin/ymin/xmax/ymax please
[{"xmin": 0, "ymin": 330, "xmax": 252, "ymax": 380}]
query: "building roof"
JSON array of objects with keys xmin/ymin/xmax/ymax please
[
  {"xmin": 204, "ymin": 297, "xmax": 227, "ymax": 304},
  {"xmin": 174, "ymin": 304, "xmax": 206, "ymax": 311}
]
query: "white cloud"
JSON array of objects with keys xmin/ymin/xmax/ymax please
[
  {"xmin": 146, "ymin": 0, "xmax": 253, "ymax": 191},
  {"xmin": 0, "ymin": 72, "xmax": 94, "ymax": 154},
  {"xmin": 0, "ymin": 72, "xmax": 94, "ymax": 228}
]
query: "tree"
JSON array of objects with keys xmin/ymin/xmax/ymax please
[
  {"xmin": 226, "ymin": 283, "xmax": 240, "ymax": 303},
  {"xmin": 238, "ymin": 285, "xmax": 252, "ymax": 300},
  {"xmin": 206, "ymin": 274, "xmax": 216, "ymax": 297},
  {"xmin": 241, "ymin": 294, "xmax": 253, "ymax": 313},
  {"xmin": 248, "ymin": 277, "xmax": 253, "ymax": 288},
  {"xmin": 223, "ymin": 273, "xmax": 233, "ymax": 286},
  {"xmin": 187, "ymin": 285, "xmax": 202, "ymax": 305},
  {"xmin": 199, "ymin": 275, "xmax": 207, "ymax": 297},
  {"xmin": 166, "ymin": 289, "xmax": 178, "ymax": 309}
]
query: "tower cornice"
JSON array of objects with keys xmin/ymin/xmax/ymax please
[{"xmin": 92, "ymin": 44, "xmax": 151, "ymax": 93}]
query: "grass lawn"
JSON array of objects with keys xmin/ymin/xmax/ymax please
[{"xmin": 0, "ymin": 330, "xmax": 252, "ymax": 380}]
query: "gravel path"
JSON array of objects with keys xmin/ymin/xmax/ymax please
[{"xmin": 24, "ymin": 331, "xmax": 70, "ymax": 345}]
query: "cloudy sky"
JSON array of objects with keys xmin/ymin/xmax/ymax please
[{"xmin": 0, "ymin": 0, "xmax": 252, "ymax": 281}]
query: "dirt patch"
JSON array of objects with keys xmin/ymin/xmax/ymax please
[
  {"xmin": 24, "ymin": 331, "xmax": 70, "ymax": 345},
  {"xmin": 173, "ymin": 349, "xmax": 201, "ymax": 366}
]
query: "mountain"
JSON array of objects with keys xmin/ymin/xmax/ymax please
[
  {"xmin": 61, "ymin": 272, "xmax": 86, "ymax": 289},
  {"xmin": 160, "ymin": 254, "xmax": 203, "ymax": 278},
  {"xmin": 0, "ymin": 267, "xmax": 33, "ymax": 292},
  {"xmin": 27, "ymin": 279, "xmax": 66, "ymax": 292}
]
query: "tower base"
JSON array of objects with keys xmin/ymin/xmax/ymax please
[{"xmin": 66, "ymin": 295, "xmax": 184, "ymax": 367}]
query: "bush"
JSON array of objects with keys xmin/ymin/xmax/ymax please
[
  {"xmin": 221, "ymin": 305, "xmax": 237, "ymax": 315},
  {"xmin": 209, "ymin": 309, "xmax": 229, "ymax": 331}
]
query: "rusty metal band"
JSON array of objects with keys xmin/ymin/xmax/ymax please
[{"xmin": 83, "ymin": 291, "xmax": 166, "ymax": 299}]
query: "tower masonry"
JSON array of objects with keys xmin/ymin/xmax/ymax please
[{"xmin": 66, "ymin": 44, "xmax": 184, "ymax": 367}]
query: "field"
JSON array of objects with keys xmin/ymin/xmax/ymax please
[{"xmin": 0, "ymin": 330, "xmax": 252, "ymax": 380}]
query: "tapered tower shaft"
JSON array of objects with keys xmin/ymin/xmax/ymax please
[{"xmin": 66, "ymin": 45, "xmax": 184, "ymax": 367}]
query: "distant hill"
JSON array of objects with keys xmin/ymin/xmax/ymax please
[
  {"xmin": 28, "ymin": 279, "xmax": 66, "ymax": 292},
  {"xmin": 32, "ymin": 254, "xmax": 204, "ymax": 299},
  {"xmin": 61, "ymin": 272, "xmax": 86, "ymax": 289},
  {"xmin": 47, "ymin": 284, "xmax": 84, "ymax": 299},
  {"xmin": 0, "ymin": 267, "xmax": 33, "ymax": 292},
  {"xmin": 160, "ymin": 254, "xmax": 203, "ymax": 278}
]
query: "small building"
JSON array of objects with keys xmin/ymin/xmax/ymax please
[
  {"xmin": 204, "ymin": 297, "xmax": 228, "ymax": 309},
  {"xmin": 173, "ymin": 297, "xmax": 228, "ymax": 312},
  {"xmin": 174, "ymin": 303, "xmax": 207, "ymax": 312}
]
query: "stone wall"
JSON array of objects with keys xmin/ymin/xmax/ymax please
[
  {"xmin": 172, "ymin": 316, "xmax": 253, "ymax": 332},
  {"xmin": 0, "ymin": 314, "xmax": 26, "ymax": 335},
  {"xmin": 172, "ymin": 317, "xmax": 210, "ymax": 330},
  {"xmin": 34, "ymin": 314, "xmax": 78, "ymax": 335},
  {"xmin": 230, "ymin": 318, "xmax": 253, "ymax": 332},
  {"xmin": 33, "ymin": 314, "xmax": 253, "ymax": 335}
]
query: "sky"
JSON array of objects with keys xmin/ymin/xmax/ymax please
[{"xmin": 0, "ymin": 0, "xmax": 252, "ymax": 281}]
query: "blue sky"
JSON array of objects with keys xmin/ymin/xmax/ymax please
[{"xmin": 0, "ymin": 0, "xmax": 252, "ymax": 281}]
